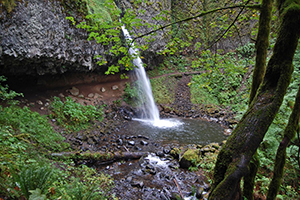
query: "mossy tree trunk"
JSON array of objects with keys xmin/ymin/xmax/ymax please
[
  {"xmin": 266, "ymin": 86, "xmax": 300, "ymax": 200},
  {"xmin": 244, "ymin": 0, "xmax": 273, "ymax": 199},
  {"xmin": 208, "ymin": 1, "xmax": 300, "ymax": 199}
]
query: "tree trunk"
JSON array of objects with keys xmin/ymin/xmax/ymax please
[
  {"xmin": 266, "ymin": 86, "xmax": 300, "ymax": 200},
  {"xmin": 249, "ymin": 0, "xmax": 272, "ymax": 104},
  {"xmin": 244, "ymin": 0, "xmax": 273, "ymax": 198},
  {"xmin": 208, "ymin": 3, "xmax": 300, "ymax": 199}
]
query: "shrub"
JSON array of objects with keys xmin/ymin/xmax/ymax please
[{"xmin": 49, "ymin": 97, "xmax": 103, "ymax": 131}]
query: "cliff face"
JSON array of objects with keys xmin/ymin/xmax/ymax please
[
  {"xmin": 0, "ymin": 0, "xmax": 107, "ymax": 76},
  {"xmin": 0, "ymin": 0, "xmax": 169, "ymax": 77}
]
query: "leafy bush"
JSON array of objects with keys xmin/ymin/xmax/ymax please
[
  {"xmin": 0, "ymin": 105, "xmax": 67, "ymax": 155},
  {"xmin": 190, "ymin": 48, "xmax": 253, "ymax": 112},
  {"xmin": 122, "ymin": 82, "xmax": 140, "ymax": 106},
  {"xmin": 150, "ymin": 76, "xmax": 178, "ymax": 105},
  {"xmin": 49, "ymin": 97, "xmax": 103, "ymax": 131},
  {"xmin": 0, "ymin": 76, "xmax": 23, "ymax": 101}
]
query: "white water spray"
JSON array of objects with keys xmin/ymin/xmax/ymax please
[
  {"xmin": 121, "ymin": 26, "xmax": 183, "ymax": 128},
  {"xmin": 121, "ymin": 25, "xmax": 160, "ymax": 121}
]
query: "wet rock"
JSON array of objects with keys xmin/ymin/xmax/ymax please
[
  {"xmin": 87, "ymin": 138, "xmax": 94, "ymax": 145},
  {"xmin": 224, "ymin": 128, "xmax": 232, "ymax": 136},
  {"xmin": 196, "ymin": 187, "xmax": 204, "ymax": 199},
  {"xmin": 140, "ymin": 140, "xmax": 148, "ymax": 145},
  {"xmin": 69, "ymin": 87, "xmax": 79, "ymax": 96},
  {"xmin": 170, "ymin": 148, "xmax": 181, "ymax": 159},
  {"xmin": 78, "ymin": 94, "xmax": 84, "ymax": 98},
  {"xmin": 163, "ymin": 147, "xmax": 171, "ymax": 154},
  {"xmin": 171, "ymin": 192, "xmax": 183, "ymax": 200},
  {"xmin": 126, "ymin": 176, "xmax": 132, "ymax": 182},
  {"xmin": 128, "ymin": 141, "xmax": 135, "ymax": 146},
  {"xmin": 135, "ymin": 146, "xmax": 142, "ymax": 151},
  {"xmin": 138, "ymin": 135, "xmax": 149, "ymax": 140},
  {"xmin": 116, "ymin": 139, "xmax": 123, "ymax": 145},
  {"xmin": 131, "ymin": 180, "xmax": 144, "ymax": 188},
  {"xmin": 156, "ymin": 151, "xmax": 164, "ymax": 157},
  {"xmin": 58, "ymin": 93, "xmax": 65, "ymax": 98},
  {"xmin": 179, "ymin": 149, "xmax": 201, "ymax": 169},
  {"xmin": 211, "ymin": 143, "xmax": 220, "ymax": 150}
]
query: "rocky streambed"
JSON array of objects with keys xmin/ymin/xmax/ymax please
[
  {"xmin": 58, "ymin": 102, "xmax": 234, "ymax": 200},
  {"xmin": 12, "ymin": 74, "xmax": 237, "ymax": 200}
]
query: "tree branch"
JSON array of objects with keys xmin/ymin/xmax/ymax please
[
  {"xmin": 206, "ymin": 0, "xmax": 252, "ymax": 50},
  {"xmin": 132, "ymin": 3, "xmax": 261, "ymax": 42}
]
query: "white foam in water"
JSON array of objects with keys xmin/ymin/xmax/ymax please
[
  {"xmin": 134, "ymin": 118, "xmax": 184, "ymax": 128},
  {"xmin": 145, "ymin": 154, "xmax": 169, "ymax": 168}
]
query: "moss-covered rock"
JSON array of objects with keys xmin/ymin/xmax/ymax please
[{"xmin": 179, "ymin": 148, "xmax": 201, "ymax": 169}]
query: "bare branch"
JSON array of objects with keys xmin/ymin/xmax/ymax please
[
  {"xmin": 206, "ymin": 0, "xmax": 252, "ymax": 50},
  {"xmin": 132, "ymin": 3, "xmax": 261, "ymax": 42}
]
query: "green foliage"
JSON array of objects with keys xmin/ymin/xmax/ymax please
[
  {"xmin": 0, "ymin": 76, "xmax": 23, "ymax": 101},
  {"xmin": 0, "ymin": 106, "xmax": 67, "ymax": 155},
  {"xmin": 0, "ymin": 0, "xmax": 16, "ymax": 13},
  {"xmin": 0, "ymin": 82, "xmax": 114, "ymax": 200},
  {"xmin": 12, "ymin": 163, "xmax": 54, "ymax": 199},
  {"xmin": 49, "ymin": 96, "xmax": 103, "ymax": 132},
  {"xmin": 53, "ymin": 163, "xmax": 115, "ymax": 200},
  {"xmin": 150, "ymin": 76, "xmax": 178, "ymax": 105},
  {"xmin": 66, "ymin": 0, "xmax": 154, "ymax": 75},
  {"xmin": 190, "ymin": 46, "xmax": 254, "ymax": 112},
  {"xmin": 123, "ymin": 82, "xmax": 140, "ymax": 106}
]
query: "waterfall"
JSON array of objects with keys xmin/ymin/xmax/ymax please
[{"xmin": 121, "ymin": 25, "xmax": 160, "ymax": 121}]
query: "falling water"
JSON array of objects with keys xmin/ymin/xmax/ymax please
[
  {"xmin": 121, "ymin": 25, "xmax": 160, "ymax": 121},
  {"xmin": 121, "ymin": 25, "xmax": 183, "ymax": 128}
]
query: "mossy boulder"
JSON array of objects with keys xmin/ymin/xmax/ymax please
[{"xmin": 179, "ymin": 148, "xmax": 201, "ymax": 169}]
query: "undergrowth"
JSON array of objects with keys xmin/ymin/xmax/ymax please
[
  {"xmin": 254, "ymin": 44, "xmax": 300, "ymax": 199},
  {"xmin": 0, "ymin": 77, "xmax": 114, "ymax": 199},
  {"xmin": 190, "ymin": 43, "xmax": 254, "ymax": 113},
  {"xmin": 49, "ymin": 96, "xmax": 103, "ymax": 132},
  {"xmin": 150, "ymin": 76, "xmax": 178, "ymax": 105}
]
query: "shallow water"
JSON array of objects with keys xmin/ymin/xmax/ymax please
[{"xmin": 129, "ymin": 118, "xmax": 226, "ymax": 145}]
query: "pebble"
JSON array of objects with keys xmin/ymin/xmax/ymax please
[
  {"xmin": 116, "ymin": 139, "xmax": 123, "ymax": 145},
  {"xmin": 112, "ymin": 85, "xmax": 119, "ymax": 90},
  {"xmin": 140, "ymin": 140, "xmax": 148, "ymax": 145},
  {"xmin": 128, "ymin": 141, "xmax": 135, "ymax": 146},
  {"xmin": 69, "ymin": 87, "xmax": 79, "ymax": 96},
  {"xmin": 156, "ymin": 151, "xmax": 164, "ymax": 157}
]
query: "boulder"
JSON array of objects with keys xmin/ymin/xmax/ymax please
[{"xmin": 179, "ymin": 149, "xmax": 201, "ymax": 169}]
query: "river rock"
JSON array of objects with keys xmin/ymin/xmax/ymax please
[
  {"xmin": 140, "ymin": 140, "xmax": 148, "ymax": 145},
  {"xmin": 116, "ymin": 139, "xmax": 123, "ymax": 146},
  {"xmin": 131, "ymin": 180, "xmax": 144, "ymax": 188},
  {"xmin": 69, "ymin": 87, "xmax": 79, "ymax": 96},
  {"xmin": 128, "ymin": 141, "xmax": 135, "ymax": 146},
  {"xmin": 179, "ymin": 149, "xmax": 201, "ymax": 169},
  {"xmin": 87, "ymin": 93, "xmax": 94, "ymax": 98},
  {"xmin": 112, "ymin": 85, "xmax": 119, "ymax": 90}
]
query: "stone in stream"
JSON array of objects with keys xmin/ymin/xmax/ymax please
[
  {"xmin": 140, "ymin": 140, "xmax": 148, "ymax": 145},
  {"xmin": 128, "ymin": 141, "xmax": 135, "ymax": 146},
  {"xmin": 116, "ymin": 139, "xmax": 123, "ymax": 145},
  {"xmin": 131, "ymin": 180, "xmax": 144, "ymax": 188}
]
